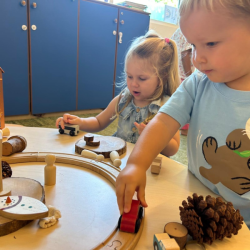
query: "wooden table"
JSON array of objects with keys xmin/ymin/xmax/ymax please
[{"xmin": 1, "ymin": 126, "xmax": 250, "ymax": 249}]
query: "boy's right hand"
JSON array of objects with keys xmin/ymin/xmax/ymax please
[
  {"xmin": 116, "ymin": 164, "xmax": 148, "ymax": 215},
  {"xmin": 55, "ymin": 113, "xmax": 82, "ymax": 129}
]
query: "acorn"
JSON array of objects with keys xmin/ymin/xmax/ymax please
[
  {"xmin": 2, "ymin": 161, "xmax": 12, "ymax": 178},
  {"xmin": 179, "ymin": 193, "xmax": 243, "ymax": 245}
]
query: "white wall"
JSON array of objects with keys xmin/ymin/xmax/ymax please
[{"xmin": 149, "ymin": 19, "xmax": 178, "ymax": 38}]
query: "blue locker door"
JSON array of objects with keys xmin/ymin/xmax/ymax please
[
  {"xmin": 115, "ymin": 9, "xmax": 150, "ymax": 95},
  {"xmin": 30, "ymin": 0, "xmax": 78, "ymax": 114},
  {"xmin": 78, "ymin": 1, "xmax": 118, "ymax": 110},
  {"xmin": 0, "ymin": 1, "xmax": 29, "ymax": 116}
]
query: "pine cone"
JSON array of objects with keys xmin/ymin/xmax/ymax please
[
  {"xmin": 2, "ymin": 161, "xmax": 12, "ymax": 178},
  {"xmin": 179, "ymin": 193, "xmax": 243, "ymax": 245}
]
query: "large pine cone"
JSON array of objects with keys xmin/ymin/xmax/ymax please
[
  {"xmin": 179, "ymin": 193, "xmax": 243, "ymax": 245},
  {"xmin": 2, "ymin": 161, "xmax": 12, "ymax": 178}
]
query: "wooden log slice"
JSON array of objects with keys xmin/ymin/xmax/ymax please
[
  {"xmin": 0, "ymin": 177, "xmax": 45, "ymax": 236},
  {"xmin": 2, "ymin": 135, "xmax": 27, "ymax": 156},
  {"xmin": 75, "ymin": 136, "xmax": 126, "ymax": 158}
]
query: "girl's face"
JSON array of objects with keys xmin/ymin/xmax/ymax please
[
  {"xmin": 126, "ymin": 55, "xmax": 160, "ymax": 107},
  {"xmin": 180, "ymin": 6, "xmax": 250, "ymax": 90}
]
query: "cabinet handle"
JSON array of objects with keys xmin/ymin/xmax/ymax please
[
  {"xmin": 120, "ymin": 20, "xmax": 124, "ymax": 25},
  {"xmin": 119, "ymin": 32, "xmax": 123, "ymax": 44},
  {"xmin": 22, "ymin": 25, "xmax": 27, "ymax": 31},
  {"xmin": 113, "ymin": 31, "xmax": 117, "ymax": 35},
  {"xmin": 21, "ymin": 1, "xmax": 26, "ymax": 6},
  {"xmin": 114, "ymin": 19, "xmax": 117, "ymax": 23},
  {"xmin": 31, "ymin": 25, "xmax": 37, "ymax": 30},
  {"xmin": 32, "ymin": 2, "xmax": 37, "ymax": 8}
]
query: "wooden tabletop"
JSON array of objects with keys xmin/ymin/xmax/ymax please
[{"xmin": 1, "ymin": 126, "xmax": 250, "ymax": 249}]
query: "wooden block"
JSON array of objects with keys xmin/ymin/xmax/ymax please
[
  {"xmin": 151, "ymin": 156, "xmax": 162, "ymax": 174},
  {"xmin": 2, "ymin": 135, "xmax": 27, "ymax": 156},
  {"xmin": 0, "ymin": 68, "xmax": 5, "ymax": 129},
  {"xmin": 154, "ymin": 233, "xmax": 179, "ymax": 250},
  {"xmin": 164, "ymin": 222, "xmax": 188, "ymax": 249},
  {"xmin": 160, "ymin": 238, "xmax": 180, "ymax": 250},
  {"xmin": 84, "ymin": 134, "xmax": 94, "ymax": 142}
]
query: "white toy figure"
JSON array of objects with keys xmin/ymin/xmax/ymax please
[
  {"xmin": 44, "ymin": 154, "xmax": 56, "ymax": 186},
  {"xmin": 110, "ymin": 151, "xmax": 121, "ymax": 168},
  {"xmin": 81, "ymin": 149, "xmax": 104, "ymax": 161}
]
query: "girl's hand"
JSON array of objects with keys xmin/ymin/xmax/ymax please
[
  {"xmin": 55, "ymin": 113, "xmax": 82, "ymax": 129},
  {"xmin": 116, "ymin": 164, "xmax": 148, "ymax": 215},
  {"xmin": 134, "ymin": 122, "xmax": 146, "ymax": 135}
]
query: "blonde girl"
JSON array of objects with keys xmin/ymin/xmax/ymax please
[
  {"xmin": 116, "ymin": 0, "xmax": 250, "ymax": 229},
  {"xmin": 56, "ymin": 30, "xmax": 181, "ymax": 156}
]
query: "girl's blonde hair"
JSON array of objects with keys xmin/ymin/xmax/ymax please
[
  {"xmin": 115, "ymin": 30, "xmax": 180, "ymax": 117},
  {"xmin": 179, "ymin": 0, "xmax": 250, "ymax": 18}
]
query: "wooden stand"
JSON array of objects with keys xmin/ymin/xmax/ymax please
[
  {"xmin": 0, "ymin": 177, "xmax": 45, "ymax": 236},
  {"xmin": 0, "ymin": 130, "xmax": 11, "ymax": 197},
  {"xmin": 0, "ymin": 68, "xmax": 5, "ymax": 130},
  {"xmin": 75, "ymin": 136, "xmax": 126, "ymax": 158}
]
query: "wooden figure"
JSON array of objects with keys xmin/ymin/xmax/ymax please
[
  {"xmin": 0, "ymin": 68, "xmax": 5, "ymax": 129},
  {"xmin": 164, "ymin": 222, "xmax": 188, "ymax": 249},
  {"xmin": 110, "ymin": 150, "xmax": 121, "ymax": 168},
  {"xmin": 81, "ymin": 149, "xmax": 104, "ymax": 161},
  {"xmin": 2, "ymin": 127, "xmax": 10, "ymax": 137},
  {"xmin": 0, "ymin": 130, "xmax": 11, "ymax": 197},
  {"xmin": 75, "ymin": 135, "xmax": 126, "ymax": 158},
  {"xmin": 151, "ymin": 156, "xmax": 162, "ymax": 174},
  {"xmin": 84, "ymin": 133, "xmax": 100, "ymax": 146},
  {"xmin": 59, "ymin": 123, "xmax": 79, "ymax": 136},
  {"xmin": 118, "ymin": 199, "xmax": 144, "ymax": 233},
  {"xmin": 154, "ymin": 233, "xmax": 180, "ymax": 250},
  {"xmin": 2, "ymin": 135, "xmax": 27, "ymax": 156},
  {"xmin": 44, "ymin": 154, "xmax": 56, "ymax": 186}
]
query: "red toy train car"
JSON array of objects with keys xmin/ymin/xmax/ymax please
[{"xmin": 118, "ymin": 199, "xmax": 144, "ymax": 233}]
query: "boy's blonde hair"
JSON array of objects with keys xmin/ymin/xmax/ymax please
[
  {"xmin": 179, "ymin": 0, "xmax": 250, "ymax": 17},
  {"xmin": 115, "ymin": 30, "xmax": 180, "ymax": 117}
]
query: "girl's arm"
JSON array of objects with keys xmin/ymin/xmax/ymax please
[
  {"xmin": 134, "ymin": 121, "xmax": 180, "ymax": 157},
  {"xmin": 56, "ymin": 96, "xmax": 120, "ymax": 132},
  {"xmin": 116, "ymin": 112, "xmax": 180, "ymax": 214}
]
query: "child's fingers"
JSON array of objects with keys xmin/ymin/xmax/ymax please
[
  {"xmin": 56, "ymin": 117, "xmax": 64, "ymax": 129},
  {"xmin": 137, "ymin": 187, "xmax": 148, "ymax": 208},
  {"xmin": 134, "ymin": 122, "xmax": 140, "ymax": 129},
  {"xmin": 123, "ymin": 185, "xmax": 136, "ymax": 213},
  {"xmin": 116, "ymin": 182, "xmax": 126, "ymax": 215}
]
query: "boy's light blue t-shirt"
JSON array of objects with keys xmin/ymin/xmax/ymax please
[{"xmin": 160, "ymin": 71, "xmax": 250, "ymax": 227}]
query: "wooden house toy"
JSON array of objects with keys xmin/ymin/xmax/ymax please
[
  {"xmin": 153, "ymin": 233, "xmax": 180, "ymax": 250},
  {"xmin": 0, "ymin": 68, "xmax": 5, "ymax": 129},
  {"xmin": 151, "ymin": 156, "xmax": 162, "ymax": 174}
]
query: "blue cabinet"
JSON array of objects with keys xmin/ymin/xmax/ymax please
[
  {"xmin": 30, "ymin": 0, "xmax": 78, "ymax": 114},
  {"xmin": 115, "ymin": 9, "xmax": 150, "ymax": 95},
  {"xmin": 78, "ymin": 0, "xmax": 150, "ymax": 110},
  {"xmin": 78, "ymin": 0, "xmax": 118, "ymax": 110},
  {"xmin": 0, "ymin": 1, "xmax": 29, "ymax": 116},
  {"xmin": 0, "ymin": 0, "xmax": 149, "ymax": 115}
]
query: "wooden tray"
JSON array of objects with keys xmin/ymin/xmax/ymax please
[
  {"xmin": 75, "ymin": 136, "xmax": 127, "ymax": 158},
  {"xmin": 2, "ymin": 152, "xmax": 144, "ymax": 250}
]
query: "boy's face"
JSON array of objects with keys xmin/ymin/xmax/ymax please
[
  {"xmin": 180, "ymin": 7, "xmax": 250, "ymax": 90},
  {"xmin": 126, "ymin": 55, "xmax": 160, "ymax": 107}
]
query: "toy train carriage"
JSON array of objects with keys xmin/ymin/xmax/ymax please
[
  {"xmin": 118, "ymin": 199, "xmax": 144, "ymax": 233},
  {"xmin": 59, "ymin": 124, "xmax": 79, "ymax": 136}
]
